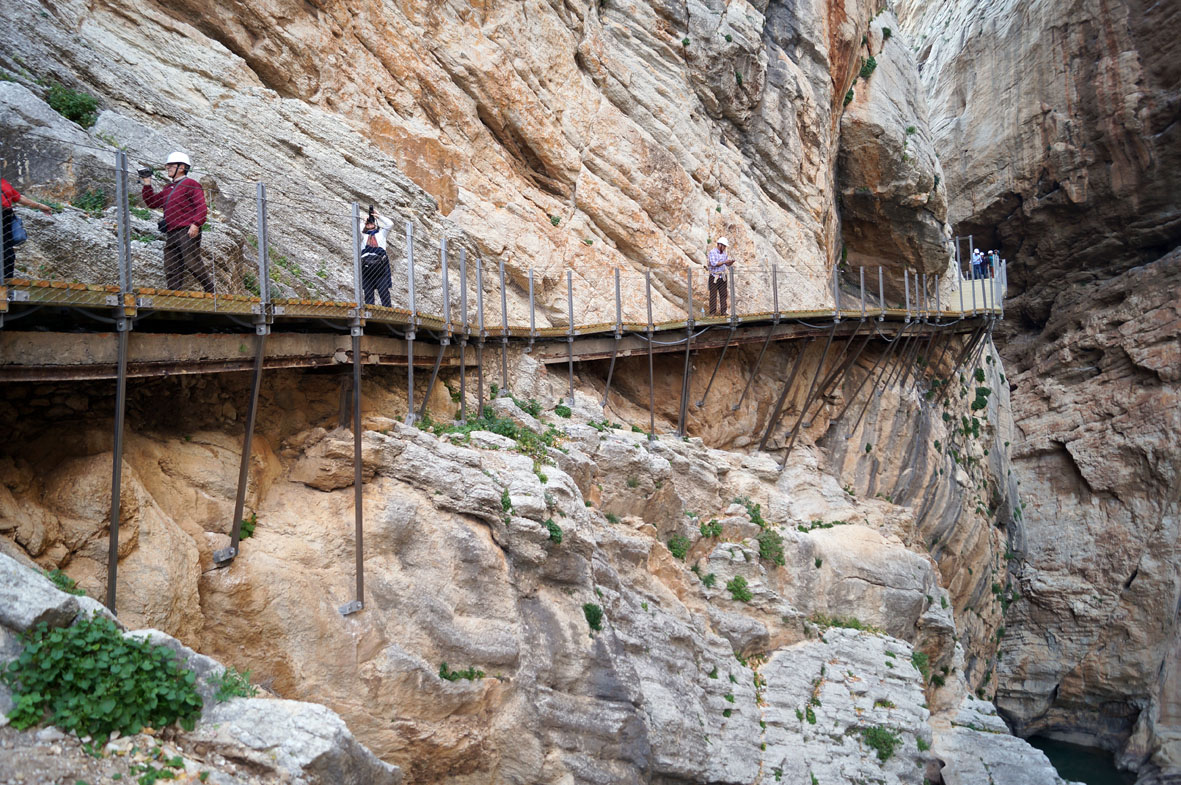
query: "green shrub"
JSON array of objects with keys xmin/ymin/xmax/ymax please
[
  {"xmin": 874, "ymin": 698, "xmax": 895, "ymax": 709},
  {"xmin": 626, "ymin": 476, "xmax": 639, "ymax": 488},
  {"xmin": 861, "ymin": 725, "xmax": 901, "ymax": 762},
  {"xmin": 45, "ymin": 82, "xmax": 98, "ymax": 128},
  {"xmin": 72, "ymin": 188, "xmax": 107, "ymax": 214},
  {"xmin": 549, "ymin": 215, "xmax": 561, "ymax": 226},
  {"xmin": 814, "ymin": 557, "xmax": 823, "ymax": 568},
  {"xmin": 859, "ymin": 55, "xmax": 878, "ymax": 79},
  {"xmin": 605, "ymin": 513, "xmax": 620, "ymax": 524},
  {"xmin": 917, "ymin": 735, "xmax": 930, "ymax": 751},
  {"xmin": 239, "ymin": 512, "xmax": 257, "ymax": 540},
  {"xmin": 700, "ymin": 519, "xmax": 723, "ymax": 538},
  {"xmin": 911, "ymin": 651, "xmax": 931, "ymax": 681},
  {"xmin": 809, "ymin": 613, "xmax": 880, "ymax": 633},
  {"xmin": 882, "ymin": 27, "xmax": 892, "ymax": 40},
  {"xmin": 667, "ymin": 534, "xmax": 691, "ymax": 560},
  {"xmin": 130, "ymin": 206, "xmax": 151, "ymax": 220},
  {"xmin": 756, "ymin": 529, "xmax": 785, "ymax": 566},
  {"xmin": 805, "ymin": 705, "xmax": 817, "ymax": 724},
  {"xmin": 553, "ymin": 404, "xmax": 571, "ymax": 418},
  {"xmin": 211, "ymin": 667, "xmax": 258, "ymax": 702},
  {"xmin": 2, "ymin": 615, "xmax": 203, "ymax": 742},
  {"xmin": 733, "ymin": 496, "xmax": 765, "ymax": 527},
  {"xmin": 582, "ymin": 603, "xmax": 603, "ymax": 631},
  {"xmin": 724, "ymin": 693, "xmax": 735, "ymax": 703},
  {"xmin": 726, "ymin": 576, "xmax": 752, "ymax": 602},
  {"xmin": 844, "ymin": 88, "xmax": 855, "ymax": 106},
  {"xmin": 702, "ymin": 572, "xmax": 717, "ymax": 588},
  {"xmin": 544, "ymin": 519, "xmax": 563, "ymax": 544},
  {"xmin": 44, "ymin": 569, "xmax": 85, "ymax": 596},
  {"xmin": 708, "ymin": 666, "xmax": 718, "ymax": 679},
  {"xmin": 439, "ymin": 662, "xmax": 484, "ymax": 681}
]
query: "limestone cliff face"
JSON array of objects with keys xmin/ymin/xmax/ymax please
[
  {"xmin": 898, "ymin": 0, "xmax": 1181, "ymax": 780},
  {"xmin": 1, "ymin": 344, "xmax": 1056, "ymax": 784},
  {"xmin": 0, "ymin": 0, "xmax": 951, "ymax": 323}
]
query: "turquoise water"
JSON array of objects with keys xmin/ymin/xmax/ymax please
[{"xmin": 1028, "ymin": 736, "xmax": 1136, "ymax": 785}]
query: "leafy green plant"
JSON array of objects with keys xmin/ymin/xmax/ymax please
[
  {"xmin": 681, "ymin": 37, "xmax": 690, "ymax": 46},
  {"xmin": 626, "ymin": 476, "xmax": 639, "ymax": 489},
  {"xmin": 130, "ymin": 206, "xmax": 151, "ymax": 220},
  {"xmin": 735, "ymin": 72, "xmax": 743, "ymax": 86},
  {"xmin": 44, "ymin": 569, "xmax": 85, "ymax": 596},
  {"xmin": 418, "ymin": 407, "xmax": 562, "ymax": 464},
  {"xmin": 756, "ymin": 530, "xmax": 785, "ymax": 566},
  {"xmin": 805, "ymin": 705, "xmax": 817, "ymax": 724},
  {"xmin": 733, "ymin": 496, "xmax": 765, "ymax": 527},
  {"xmin": 874, "ymin": 698, "xmax": 896, "ymax": 709},
  {"xmin": 844, "ymin": 88, "xmax": 855, "ymax": 106},
  {"xmin": 724, "ymin": 693, "xmax": 735, "ymax": 703},
  {"xmin": 861, "ymin": 725, "xmax": 901, "ymax": 762},
  {"xmin": 815, "ymin": 557, "xmax": 823, "ymax": 568},
  {"xmin": 582, "ymin": 603, "xmax": 603, "ymax": 631},
  {"xmin": 239, "ymin": 512, "xmax": 257, "ymax": 540},
  {"xmin": 708, "ymin": 666, "xmax": 718, "ymax": 679},
  {"xmin": 501, "ymin": 488, "xmax": 513, "ymax": 513},
  {"xmin": 439, "ymin": 662, "xmax": 485, "ymax": 681},
  {"xmin": 544, "ymin": 519, "xmax": 563, "ymax": 544},
  {"xmin": 882, "ymin": 27, "xmax": 892, "ymax": 40},
  {"xmin": 667, "ymin": 534, "xmax": 691, "ymax": 560},
  {"xmin": 72, "ymin": 188, "xmax": 107, "ymax": 214},
  {"xmin": 700, "ymin": 519, "xmax": 722, "ymax": 538},
  {"xmin": 726, "ymin": 576, "xmax": 752, "ymax": 602},
  {"xmin": 549, "ymin": 215, "xmax": 561, "ymax": 226},
  {"xmin": 917, "ymin": 735, "xmax": 930, "ymax": 751},
  {"xmin": 859, "ymin": 55, "xmax": 877, "ymax": 79},
  {"xmin": 45, "ymin": 82, "xmax": 98, "ymax": 128},
  {"xmin": 808, "ymin": 613, "xmax": 880, "ymax": 633},
  {"xmin": 553, "ymin": 404, "xmax": 571, "ymax": 418},
  {"xmin": 211, "ymin": 667, "xmax": 258, "ymax": 702},
  {"xmin": 906, "ymin": 125, "xmax": 917, "ymax": 135},
  {"xmin": 724, "ymin": 33, "xmax": 732, "ymax": 42},
  {"xmin": 605, "ymin": 513, "xmax": 620, "ymax": 524},
  {"xmin": 2, "ymin": 615, "xmax": 203, "ymax": 742},
  {"xmin": 701, "ymin": 572, "xmax": 717, "ymax": 588},
  {"xmin": 911, "ymin": 651, "xmax": 931, "ymax": 681}
]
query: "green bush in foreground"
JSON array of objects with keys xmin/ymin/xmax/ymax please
[
  {"xmin": 544, "ymin": 518, "xmax": 563, "ymax": 544},
  {"xmin": 667, "ymin": 534, "xmax": 691, "ymax": 560},
  {"xmin": 439, "ymin": 662, "xmax": 485, "ymax": 682},
  {"xmin": 726, "ymin": 575, "xmax": 753, "ymax": 602},
  {"xmin": 583, "ymin": 602, "xmax": 604, "ymax": 631},
  {"xmin": 44, "ymin": 569, "xmax": 85, "ymax": 596},
  {"xmin": 46, "ymin": 82, "xmax": 98, "ymax": 128},
  {"xmin": 861, "ymin": 725, "xmax": 901, "ymax": 762},
  {"xmin": 212, "ymin": 666, "xmax": 258, "ymax": 702},
  {"xmin": 2, "ymin": 615, "xmax": 203, "ymax": 742}
]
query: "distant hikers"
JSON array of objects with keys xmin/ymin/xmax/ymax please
[
  {"xmin": 360, "ymin": 206, "xmax": 393, "ymax": 307},
  {"xmin": 1, "ymin": 177, "xmax": 53, "ymax": 282},
  {"xmin": 706, "ymin": 236, "xmax": 734, "ymax": 316},
  {"xmin": 970, "ymin": 248, "xmax": 984, "ymax": 280},
  {"xmin": 141, "ymin": 151, "xmax": 212, "ymax": 293}
]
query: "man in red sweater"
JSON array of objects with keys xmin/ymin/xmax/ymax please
[
  {"xmin": 2, "ymin": 178, "xmax": 53, "ymax": 282},
  {"xmin": 141, "ymin": 151, "xmax": 212, "ymax": 292}
]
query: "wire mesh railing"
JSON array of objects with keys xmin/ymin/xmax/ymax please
[{"xmin": 2, "ymin": 139, "xmax": 1007, "ymax": 333}]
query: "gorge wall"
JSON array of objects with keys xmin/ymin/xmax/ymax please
[{"xmin": 897, "ymin": 0, "xmax": 1181, "ymax": 781}]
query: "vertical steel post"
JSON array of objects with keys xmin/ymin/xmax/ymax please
[
  {"xmin": 832, "ymin": 264, "xmax": 841, "ymax": 321},
  {"xmin": 601, "ymin": 268, "xmax": 622, "ymax": 407},
  {"xmin": 499, "ymin": 258, "xmax": 509, "ymax": 394},
  {"xmin": 566, "ymin": 269, "xmax": 575, "ymax": 403},
  {"xmin": 105, "ymin": 150, "xmax": 134, "ymax": 613},
  {"xmin": 935, "ymin": 270, "xmax": 941, "ymax": 324},
  {"xmin": 339, "ymin": 202, "xmax": 366, "ymax": 616},
  {"xmin": 677, "ymin": 268, "xmax": 694, "ymax": 437},
  {"xmin": 216, "ymin": 182, "xmax": 271, "ymax": 566},
  {"xmin": 458, "ymin": 249, "xmax": 469, "ymax": 421},
  {"xmin": 772, "ymin": 264, "xmax": 780, "ymax": 320},
  {"xmin": 528, "ymin": 267, "xmax": 536, "ymax": 347},
  {"xmin": 729, "ymin": 265, "xmax": 737, "ymax": 325},
  {"xmin": 878, "ymin": 267, "xmax": 885, "ymax": 320},
  {"xmin": 646, "ymin": 270, "xmax": 655, "ymax": 440},
  {"xmin": 441, "ymin": 237, "xmax": 451, "ymax": 336},
  {"xmin": 859, "ymin": 266, "xmax": 866, "ymax": 320},
  {"xmin": 904, "ymin": 269, "xmax": 912, "ymax": 320},
  {"xmin": 404, "ymin": 221, "xmax": 416, "ymax": 423},
  {"xmin": 476, "ymin": 259, "xmax": 485, "ymax": 413}
]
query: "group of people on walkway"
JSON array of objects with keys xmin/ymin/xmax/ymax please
[{"xmin": 969, "ymin": 248, "xmax": 1000, "ymax": 280}]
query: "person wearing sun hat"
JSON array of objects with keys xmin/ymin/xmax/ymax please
[{"xmin": 705, "ymin": 236, "xmax": 734, "ymax": 315}]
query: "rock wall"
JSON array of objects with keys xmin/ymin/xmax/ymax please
[
  {"xmin": 0, "ymin": 342, "xmax": 1061, "ymax": 784},
  {"xmin": 897, "ymin": 0, "xmax": 1181, "ymax": 780}
]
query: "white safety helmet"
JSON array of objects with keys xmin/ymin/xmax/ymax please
[
  {"xmin": 165, "ymin": 151, "xmax": 192, "ymax": 168},
  {"xmin": 716, "ymin": 236, "xmax": 729, "ymax": 247}
]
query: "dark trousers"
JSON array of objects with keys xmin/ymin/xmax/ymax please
[
  {"xmin": 2, "ymin": 209, "xmax": 14, "ymax": 282},
  {"xmin": 362, "ymin": 260, "xmax": 392, "ymax": 306},
  {"xmin": 708, "ymin": 274, "xmax": 728, "ymax": 315},
  {"xmin": 164, "ymin": 228, "xmax": 213, "ymax": 292}
]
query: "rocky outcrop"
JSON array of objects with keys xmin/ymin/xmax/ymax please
[
  {"xmin": 898, "ymin": 0, "xmax": 1181, "ymax": 779},
  {"xmin": 837, "ymin": 11, "xmax": 951, "ymax": 274},
  {"xmin": 0, "ymin": 550, "xmax": 400, "ymax": 785}
]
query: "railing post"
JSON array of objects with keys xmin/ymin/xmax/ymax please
[
  {"xmin": 499, "ymin": 258, "xmax": 509, "ymax": 394},
  {"xmin": 339, "ymin": 201, "xmax": 365, "ymax": 616},
  {"xmin": 859, "ymin": 266, "xmax": 866, "ymax": 320},
  {"xmin": 878, "ymin": 267, "xmax": 885, "ymax": 320},
  {"xmin": 404, "ymin": 220, "xmax": 416, "ymax": 424},
  {"xmin": 601, "ymin": 268, "xmax": 622, "ymax": 407},
  {"xmin": 476, "ymin": 258, "xmax": 485, "ymax": 413},
  {"xmin": 832, "ymin": 264, "xmax": 841, "ymax": 322},
  {"xmin": 728, "ymin": 265, "xmax": 737, "ymax": 326},
  {"xmin": 646, "ymin": 270, "xmax": 655, "ymax": 441},
  {"xmin": 566, "ymin": 269, "xmax": 575, "ymax": 403},
  {"xmin": 677, "ymin": 268, "xmax": 694, "ymax": 437},
  {"xmin": 441, "ymin": 237, "xmax": 451, "ymax": 336},
  {"xmin": 528, "ymin": 267, "xmax": 536, "ymax": 347},
  {"xmin": 458, "ymin": 249, "xmax": 468, "ymax": 422},
  {"xmin": 904, "ymin": 269, "xmax": 912, "ymax": 321},
  {"xmin": 772, "ymin": 264, "xmax": 780, "ymax": 320}
]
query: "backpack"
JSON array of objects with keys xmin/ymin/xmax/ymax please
[{"xmin": 360, "ymin": 245, "xmax": 388, "ymax": 269}]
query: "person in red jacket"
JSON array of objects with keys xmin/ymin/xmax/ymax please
[
  {"xmin": 2, "ymin": 178, "xmax": 53, "ymax": 282},
  {"xmin": 141, "ymin": 151, "xmax": 212, "ymax": 292}
]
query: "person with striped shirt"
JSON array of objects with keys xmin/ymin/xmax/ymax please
[{"xmin": 705, "ymin": 237, "xmax": 734, "ymax": 315}]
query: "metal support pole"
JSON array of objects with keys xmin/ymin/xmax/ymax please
[
  {"xmin": 114, "ymin": 151, "xmax": 131, "ymax": 294},
  {"xmin": 734, "ymin": 293, "xmax": 781, "ymax": 412},
  {"xmin": 859, "ymin": 266, "xmax": 866, "ymax": 320},
  {"xmin": 832, "ymin": 265, "xmax": 841, "ymax": 321},
  {"xmin": 904, "ymin": 269, "xmax": 912, "ymax": 319},
  {"xmin": 677, "ymin": 268, "xmax": 694, "ymax": 437},
  {"xmin": 601, "ymin": 269, "xmax": 622, "ymax": 407},
  {"xmin": 566, "ymin": 270, "xmax": 575, "ymax": 403},
  {"xmin": 419, "ymin": 340, "xmax": 446, "ymax": 421},
  {"xmin": 499, "ymin": 258, "xmax": 509, "ymax": 394},
  {"xmin": 441, "ymin": 237, "xmax": 451, "ymax": 336},
  {"xmin": 105, "ymin": 323, "xmax": 130, "ymax": 613},
  {"xmin": 528, "ymin": 267, "xmax": 536, "ymax": 347},
  {"xmin": 405, "ymin": 221, "xmax": 416, "ymax": 423},
  {"xmin": 935, "ymin": 270, "xmax": 941, "ymax": 324},
  {"xmin": 458, "ymin": 249, "xmax": 468, "ymax": 421},
  {"xmin": 936, "ymin": 323, "xmax": 988, "ymax": 407},
  {"xmin": 878, "ymin": 267, "xmax": 885, "ymax": 319},
  {"xmin": 772, "ymin": 264, "xmax": 780, "ymax": 320},
  {"xmin": 476, "ymin": 259, "xmax": 485, "ymax": 414},
  {"xmin": 339, "ymin": 201, "xmax": 365, "ymax": 616},
  {"xmin": 215, "ymin": 331, "xmax": 267, "ymax": 566},
  {"xmin": 729, "ymin": 265, "xmax": 737, "ymax": 326},
  {"xmin": 646, "ymin": 270, "xmax": 655, "ymax": 440},
  {"xmin": 697, "ymin": 320, "xmax": 735, "ymax": 408},
  {"xmin": 801, "ymin": 322, "xmax": 872, "ymax": 429},
  {"xmin": 757, "ymin": 337, "xmax": 813, "ymax": 452}
]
